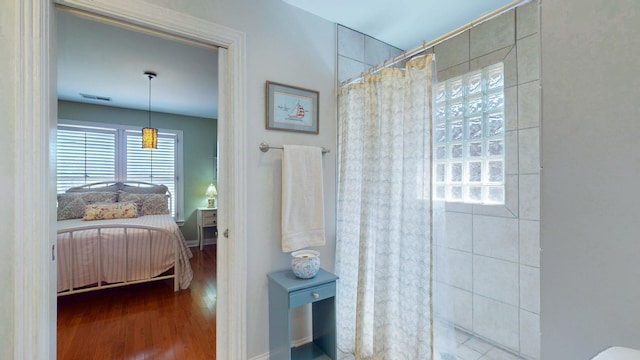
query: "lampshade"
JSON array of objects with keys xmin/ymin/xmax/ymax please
[
  {"xmin": 142, "ymin": 127, "xmax": 158, "ymax": 148},
  {"xmin": 142, "ymin": 71, "xmax": 158, "ymax": 149},
  {"xmin": 205, "ymin": 183, "xmax": 218, "ymax": 197},
  {"xmin": 206, "ymin": 183, "xmax": 217, "ymax": 208}
]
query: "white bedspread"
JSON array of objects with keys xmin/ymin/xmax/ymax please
[{"xmin": 56, "ymin": 215, "xmax": 193, "ymax": 293}]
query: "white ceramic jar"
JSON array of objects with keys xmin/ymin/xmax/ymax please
[{"xmin": 291, "ymin": 249, "xmax": 320, "ymax": 279}]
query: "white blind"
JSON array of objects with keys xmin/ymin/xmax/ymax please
[
  {"xmin": 56, "ymin": 126, "xmax": 117, "ymax": 193},
  {"xmin": 125, "ymin": 130, "xmax": 177, "ymax": 216}
]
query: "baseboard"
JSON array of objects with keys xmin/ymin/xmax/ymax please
[
  {"xmin": 248, "ymin": 336, "xmax": 313, "ymax": 360},
  {"xmin": 185, "ymin": 238, "xmax": 217, "ymax": 248}
]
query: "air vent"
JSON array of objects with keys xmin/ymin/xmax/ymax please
[{"xmin": 80, "ymin": 93, "xmax": 112, "ymax": 102}]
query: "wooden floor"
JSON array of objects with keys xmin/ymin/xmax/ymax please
[{"xmin": 57, "ymin": 245, "xmax": 217, "ymax": 360}]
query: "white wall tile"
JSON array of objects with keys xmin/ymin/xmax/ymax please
[
  {"xmin": 470, "ymin": 10, "xmax": 515, "ymax": 59},
  {"xmin": 446, "ymin": 212, "xmax": 472, "ymax": 252},
  {"xmin": 520, "ymin": 220, "xmax": 540, "ymax": 267},
  {"xmin": 473, "ymin": 255, "xmax": 519, "ymax": 305},
  {"xmin": 517, "ymin": 34, "xmax": 540, "ymax": 83},
  {"xmin": 519, "ymin": 127, "xmax": 540, "ymax": 174},
  {"xmin": 520, "ymin": 310, "xmax": 541, "ymax": 359},
  {"xmin": 469, "ymin": 45, "xmax": 513, "ymax": 72},
  {"xmin": 437, "ymin": 283, "xmax": 473, "ymax": 331},
  {"xmin": 516, "ymin": 0, "xmax": 539, "ymax": 39},
  {"xmin": 520, "ymin": 265, "xmax": 540, "ymax": 314},
  {"xmin": 447, "ymin": 249, "xmax": 473, "ymax": 291},
  {"xmin": 503, "ymin": 47, "xmax": 517, "ymax": 89},
  {"xmin": 517, "ymin": 80, "xmax": 540, "ymax": 129},
  {"xmin": 505, "ymin": 174, "xmax": 519, "ymax": 217},
  {"xmin": 364, "ymin": 36, "xmax": 391, "ymax": 67},
  {"xmin": 473, "ymin": 295, "xmax": 519, "ymax": 351},
  {"xmin": 437, "ymin": 62, "xmax": 469, "ymax": 82},
  {"xmin": 446, "ymin": 201, "xmax": 473, "ymax": 214},
  {"xmin": 506, "ymin": 130, "xmax": 518, "ymax": 175},
  {"xmin": 434, "ymin": 30, "xmax": 470, "ymax": 71},
  {"xmin": 338, "ymin": 55, "xmax": 366, "ymax": 83},
  {"xmin": 505, "ymin": 86, "xmax": 518, "ymax": 131},
  {"xmin": 519, "ymin": 174, "xmax": 540, "ymax": 220},
  {"xmin": 473, "ymin": 215, "xmax": 519, "ymax": 262},
  {"xmin": 337, "ymin": 25, "xmax": 364, "ymax": 62}
]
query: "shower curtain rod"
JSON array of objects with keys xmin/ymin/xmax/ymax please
[{"xmin": 340, "ymin": 0, "xmax": 532, "ymax": 87}]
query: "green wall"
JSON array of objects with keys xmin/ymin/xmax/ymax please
[{"xmin": 58, "ymin": 100, "xmax": 217, "ymax": 242}]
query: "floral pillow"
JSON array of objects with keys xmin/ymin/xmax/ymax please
[
  {"xmin": 57, "ymin": 192, "xmax": 118, "ymax": 220},
  {"xmin": 82, "ymin": 202, "xmax": 139, "ymax": 221},
  {"xmin": 118, "ymin": 192, "xmax": 169, "ymax": 216}
]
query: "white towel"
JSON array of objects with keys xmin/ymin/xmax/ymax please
[{"xmin": 281, "ymin": 145, "xmax": 326, "ymax": 252}]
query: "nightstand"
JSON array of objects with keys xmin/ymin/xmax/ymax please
[
  {"xmin": 196, "ymin": 207, "xmax": 217, "ymax": 250},
  {"xmin": 267, "ymin": 268, "xmax": 338, "ymax": 360}
]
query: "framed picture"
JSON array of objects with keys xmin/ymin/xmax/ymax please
[{"xmin": 266, "ymin": 81, "xmax": 319, "ymax": 134}]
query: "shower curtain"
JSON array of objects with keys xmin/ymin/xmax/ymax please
[{"xmin": 335, "ymin": 54, "xmax": 448, "ymax": 359}]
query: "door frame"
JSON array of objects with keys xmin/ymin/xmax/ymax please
[{"xmin": 14, "ymin": 0, "xmax": 247, "ymax": 358}]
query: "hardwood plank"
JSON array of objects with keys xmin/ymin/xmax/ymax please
[{"xmin": 57, "ymin": 245, "xmax": 217, "ymax": 359}]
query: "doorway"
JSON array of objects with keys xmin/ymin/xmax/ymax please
[
  {"xmin": 11, "ymin": 1, "xmax": 247, "ymax": 358},
  {"xmin": 55, "ymin": 8, "xmax": 220, "ymax": 358}
]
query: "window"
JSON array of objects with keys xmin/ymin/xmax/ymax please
[
  {"xmin": 56, "ymin": 121, "xmax": 183, "ymax": 219},
  {"xmin": 433, "ymin": 63, "xmax": 505, "ymax": 205}
]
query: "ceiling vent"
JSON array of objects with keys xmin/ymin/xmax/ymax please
[{"xmin": 80, "ymin": 93, "xmax": 112, "ymax": 102}]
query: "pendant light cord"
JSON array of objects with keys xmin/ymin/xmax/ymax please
[{"xmin": 148, "ymin": 75, "xmax": 152, "ymax": 128}]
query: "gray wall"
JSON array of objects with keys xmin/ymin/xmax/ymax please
[
  {"xmin": 541, "ymin": 0, "xmax": 640, "ymax": 358},
  {"xmin": 58, "ymin": 100, "xmax": 217, "ymax": 242},
  {"xmin": 0, "ymin": 1, "xmax": 16, "ymax": 357}
]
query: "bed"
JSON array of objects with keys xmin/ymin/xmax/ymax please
[{"xmin": 56, "ymin": 181, "xmax": 193, "ymax": 296}]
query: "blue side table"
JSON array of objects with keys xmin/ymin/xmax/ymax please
[{"xmin": 267, "ymin": 268, "xmax": 339, "ymax": 360}]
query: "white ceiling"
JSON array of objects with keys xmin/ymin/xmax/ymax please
[
  {"xmin": 57, "ymin": 10, "xmax": 219, "ymax": 119},
  {"xmin": 57, "ymin": 1, "xmax": 516, "ymax": 119},
  {"xmin": 283, "ymin": 0, "xmax": 517, "ymax": 50}
]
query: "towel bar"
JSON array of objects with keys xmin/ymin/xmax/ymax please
[{"xmin": 259, "ymin": 142, "xmax": 329, "ymax": 154}]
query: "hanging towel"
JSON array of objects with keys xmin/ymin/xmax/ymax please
[{"xmin": 281, "ymin": 145, "xmax": 326, "ymax": 252}]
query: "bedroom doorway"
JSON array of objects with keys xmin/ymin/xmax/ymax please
[{"xmin": 55, "ymin": 7, "xmax": 221, "ymax": 357}]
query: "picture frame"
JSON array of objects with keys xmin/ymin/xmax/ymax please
[{"xmin": 266, "ymin": 81, "xmax": 319, "ymax": 134}]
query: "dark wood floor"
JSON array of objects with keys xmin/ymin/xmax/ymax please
[{"xmin": 57, "ymin": 245, "xmax": 217, "ymax": 360}]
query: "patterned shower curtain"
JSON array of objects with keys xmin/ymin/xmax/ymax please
[{"xmin": 336, "ymin": 54, "xmax": 447, "ymax": 359}]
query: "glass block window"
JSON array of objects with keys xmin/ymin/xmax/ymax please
[{"xmin": 434, "ymin": 63, "xmax": 505, "ymax": 205}]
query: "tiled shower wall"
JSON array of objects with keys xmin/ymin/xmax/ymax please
[
  {"xmin": 336, "ymin": 2, "xmax": 541, "ymax": 359},
  {"xmin": 337, "ymin": 25, "xmax": 403, "ymax": 83}
]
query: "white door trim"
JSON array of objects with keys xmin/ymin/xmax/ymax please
[{"xmin": 17, "ymin": 1, "xmax": 248, "ymax": 358}]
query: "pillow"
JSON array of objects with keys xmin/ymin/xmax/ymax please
[
  {"xmin": 82, "ymin": 202, "xmax": 139, "ymax": 221},
  {"xmin": 66, "ymin": 183, "xmax": 122, "ymax": 193},
  {"xmin": 118, "ymin": 192, "xmax": 169, "ymax": 215},
  {"xmin": 57, "ymin": 192, "xmax": 118, "ymax": 220},
  {"xmin": 121, "ymin": 184, "xmax": 168, "ymax": 195}
]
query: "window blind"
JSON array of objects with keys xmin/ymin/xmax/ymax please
[
  {"xmin": 56, "ymin": 123, "xmax": 181, "ymax": 219},
  {"xmin": 56, "ymin": 127, "xmax": 117, "ymax": 194},
  {"xmin": 125, "ymin": 130, "xmax": 177, "ymax": 217}
]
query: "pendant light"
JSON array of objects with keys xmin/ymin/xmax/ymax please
[{"xmin": 142, "ymin": 71, "xmax": 158, "ymax": 149}]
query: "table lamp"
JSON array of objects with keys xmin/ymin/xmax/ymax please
[{"xmin": 206, "ymin": 183, "xmax": 217, "ymax": 208}]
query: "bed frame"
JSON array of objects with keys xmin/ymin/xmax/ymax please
[
  {"xmin": 57, "ymin": 224, "xmax": 181, "ymax": 296},
  {"xmin": 56, "ymin": 181, "xmax": 183, "ymax": 296}
]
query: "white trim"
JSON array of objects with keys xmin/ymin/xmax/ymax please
[
  {"xmin": 14, "ymin": 0, "xmax": 57, "ymax": 358},
  {"xmin": 22, "ymin": 1, "xmax": 248, "ymax": 359}
]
